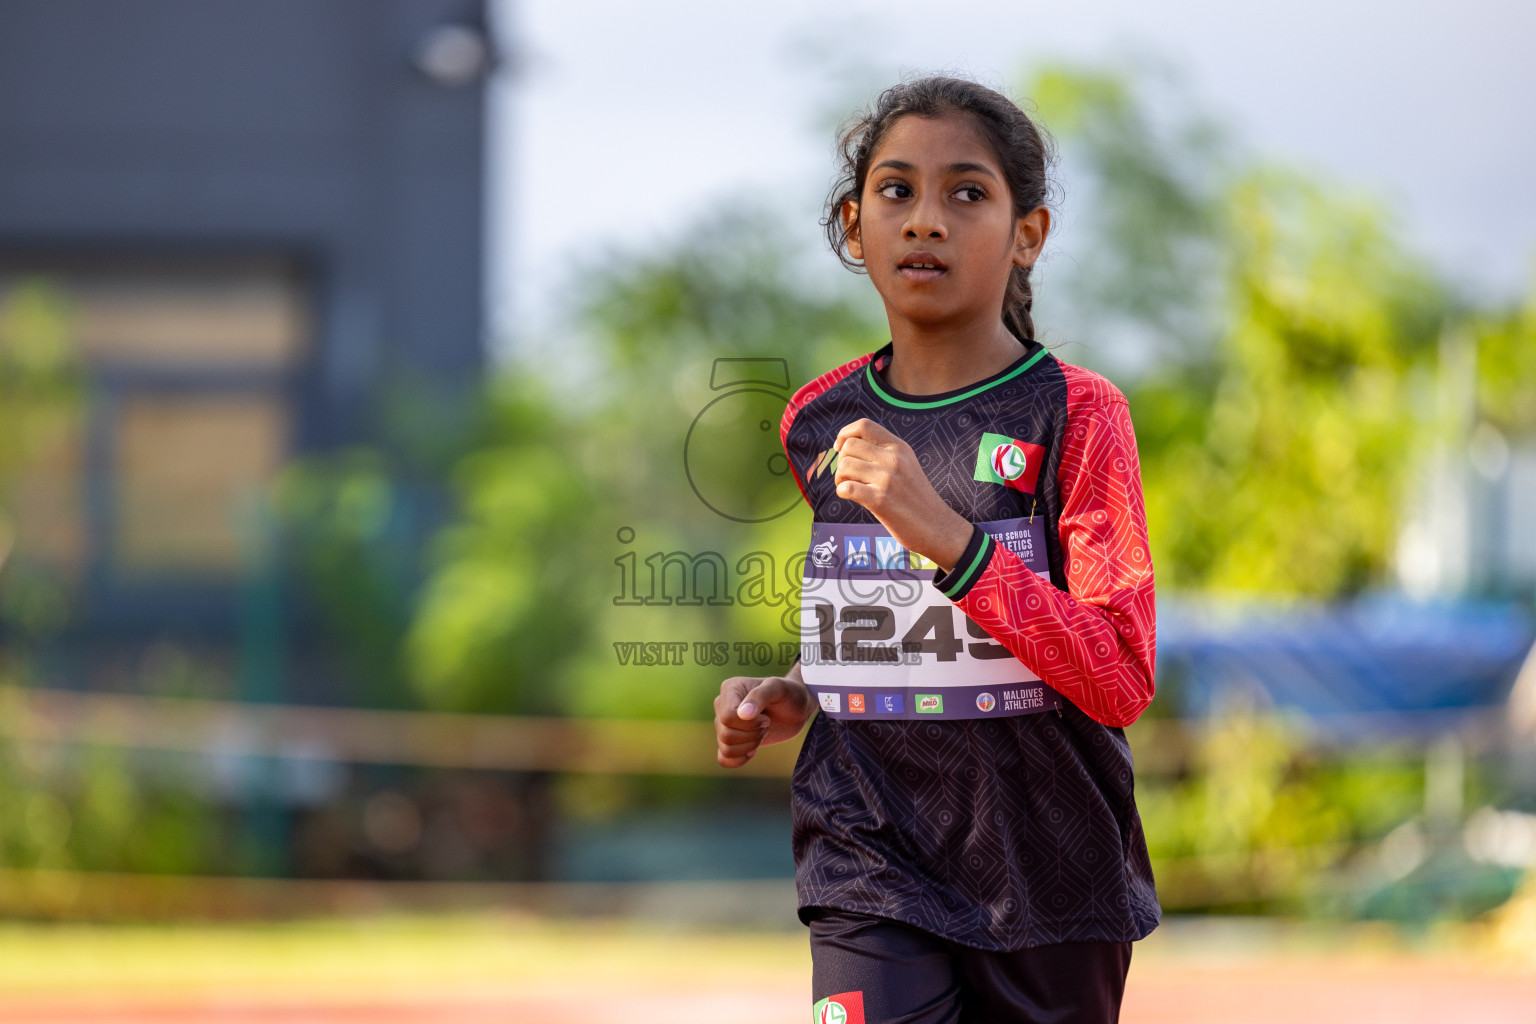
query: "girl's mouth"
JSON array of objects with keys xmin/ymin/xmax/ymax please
[{"xmin": 897, "ymin": 252, "xmax": 947, "ymax": 284}]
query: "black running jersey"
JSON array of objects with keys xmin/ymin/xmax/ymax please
[{"xmin": 779, "ymin": 339, "xmax": 1161, "ymax": 950}]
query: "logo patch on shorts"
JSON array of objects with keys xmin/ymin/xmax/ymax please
[{"xmin": 812, "ymin": 991, "xmax": 865, "ymax": 1024}]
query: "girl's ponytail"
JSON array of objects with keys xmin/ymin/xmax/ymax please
[
  {"xmin": 1004, "ymin": 265, "xmax": 1036, "ymax": 342},
  {"xmin": 823, "ymin": 75, "xmax": 1056, "ymax": 343}
]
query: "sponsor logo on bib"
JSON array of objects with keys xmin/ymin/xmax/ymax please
[
  {"xmin": 916, "ymin": 694, "xmax": 943, "ymax": 714},
  {"xmin": 877, "ymin": 694, "xmax": 903, "ymax": 714},
  {"xmin": 976, "ymin": 692, "xmax": 996, "ymax": 713},
  {"xmin": 817, "ymin": 692, "xmax": 841, "ymax": 714},
  {"xmin": 848, "ymin": 693, "xmax": 866, "ymax": 713}
]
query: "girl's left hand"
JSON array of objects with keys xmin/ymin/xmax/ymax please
[{"xmin": 833, "ymin": 418, "xmax": 975, "ymax": 574}]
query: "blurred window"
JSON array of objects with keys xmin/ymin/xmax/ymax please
[
  {"xmin": 73, "ymin": 276, "xmax": 305, "ymax": 369},
  {"xmin": 2, "ymin": 413, "xmax": 86, "ymax": 575},
  {"xmin": 0, "ymin": 258, "xmax": 306, "ymax": 583},
  {"xmin": 115, "ymin": 393, "xmax": 288, "ymax": 574}
]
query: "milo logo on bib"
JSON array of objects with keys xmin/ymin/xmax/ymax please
[{"xmin": 798, "ymin": 516, "xmax": 1065, "ymax": 721}]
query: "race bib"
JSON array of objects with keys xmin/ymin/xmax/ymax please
[{"xmin": 799, "ymin": 517, "xmax": 1064, "ymax": 720}]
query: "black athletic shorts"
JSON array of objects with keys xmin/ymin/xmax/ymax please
[{"xmin": 808, "ymin": 909, "xmax": 1132, "ymax": 1024}]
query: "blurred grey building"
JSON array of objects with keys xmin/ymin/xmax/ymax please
[{"xmin": 0, "ymin": 0, "xmax": 491, "ymax": 695}]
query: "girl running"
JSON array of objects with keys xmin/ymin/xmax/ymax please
[{"xmin": 714, "ymin": 75, "xmax": 1158, "ymax": 1023}]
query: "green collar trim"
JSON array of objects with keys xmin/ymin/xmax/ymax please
[{"xmin": 865, "ymin": 345, "xmax": 1050, "ymax": 410}]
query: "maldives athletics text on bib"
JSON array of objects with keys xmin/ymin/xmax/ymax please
[{"xmin": 799, "ymin": 516, "xmax": 1065, "ymax": 721}]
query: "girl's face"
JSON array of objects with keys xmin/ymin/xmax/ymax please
[{"xmin": 844, "ymin": 112, "xmax": 1048, "ymax": 332}]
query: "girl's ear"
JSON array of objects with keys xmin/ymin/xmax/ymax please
[
  {"xmin": 842, "ymin": 199, "xmax": 863, "ymax": 261},
  {"xmin": 1012, "ymin": 206, "xmax": 1051, "ymax": 268}
]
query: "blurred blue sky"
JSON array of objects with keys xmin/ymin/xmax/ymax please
[{"xmin": 486, "ymin": 0, "xmax": 1536, "ymax": 352}]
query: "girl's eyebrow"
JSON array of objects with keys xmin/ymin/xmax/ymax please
[{"xmin": 872, "ymin": 159, "xmax": 1000, "ymax": 181}]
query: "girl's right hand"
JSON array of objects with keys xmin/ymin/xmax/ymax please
[{"xmin": 713, "ymin": 659, "xmax": 816, "ymax": 768}]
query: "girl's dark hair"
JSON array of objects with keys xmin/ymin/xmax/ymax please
[{"xmin": 823, "ymin": 75, "xmax": 1056, "ymax": 342}]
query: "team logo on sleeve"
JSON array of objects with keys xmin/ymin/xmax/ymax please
[
  {"xmin": 812, "ymin": 991, "xmax": 865, "ymax": 1024},
  {"xmin": 974, "ymin": 432, "xmax": 1045, "ymax": 494}
]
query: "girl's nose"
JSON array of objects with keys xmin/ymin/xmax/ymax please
[{"xmin": 903, "ymin": 195, "xmax": 947, "ymax": 240}]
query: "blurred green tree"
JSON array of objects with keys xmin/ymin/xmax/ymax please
[
  {"xmin": 1031, "ymin": 61, "xmax": 1449, "ymax": 596},
  {"xmin": 1470, "ymin": 283, "xmax": 1536, "ymax": 438},
  {"xmin": 407, "ymin": 212, "xmax": 883, "ymax": 717},
  {"xmin": 0, "ymin": 280, "xmax": 81, "ymax": 644},
  {"xmin": 275, "ymin": 450, "xmax": 420, "ymax": 708}
]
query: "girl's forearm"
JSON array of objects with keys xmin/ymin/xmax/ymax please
[{"xmin": 954, "ymin": 536, "xmax": 1154, "ymax": 727}]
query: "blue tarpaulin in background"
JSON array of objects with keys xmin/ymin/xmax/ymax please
[{"xmin": 1158, "ymin": 596, "xmax": 1534, "ymax": 724}]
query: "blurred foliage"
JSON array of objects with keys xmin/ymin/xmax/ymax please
[
  {"xmin": 405, "ymin": 377, "xmax": 597, "ymax": 715},
  {"xmin": 1470, "ymin": 285, "xmax": 1536, "ymax": 438},
  {"xmin": 0, "ymin": 690, "xmax": 219, "ymax": 875},
  {"xmin": 406, "ymin": 211, "xmax": 884, "ymax": 717},
  {"xmin": 272, "ymin": 370, "xmax": 485, "ymax": 709},
  {"xmin": 275, "ymin": 450, "xmax": 420, "ymax": 708},
  {"xmin": 1030, "ymin": 60, "xmax": 1227, "ymax": 368},
  {"xmin": 0, "ymin": 280, "xmax": 78, "ymax": 473},
  {"xmin": 1134, "ymin": 706, "xmax": 1426, "ymax": 911},
  {"xmin": 1138, "ymin": 171, "xmax": 1445, "ymax": 595},
  {"xmin": 1130, "ymin": 705, "xmax": 1529, "ymax": 920},
  {"xmin": 1031, "ymin": 61, "xmax": 1452, "ymax": 596},
  {"xmin": 0, "ymin": 280, "xmax": 81, "ymax": 645}
]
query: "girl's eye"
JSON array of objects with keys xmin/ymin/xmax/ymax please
[
  {"xmin": 875, "ymin": 181, "xmax": 911, "ymax": 200},
  {"xmin": 953, "ymin": 185, "xmax": 987, "ymax": 203}
]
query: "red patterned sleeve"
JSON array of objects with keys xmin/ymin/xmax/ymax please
[
  {"xmin": 779, "ymin": 351, "xmax": 874, "ymax": 508},
  {"xmin": 929, "ymin": 371, "xmax": 1157, "ymax": 727}
]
